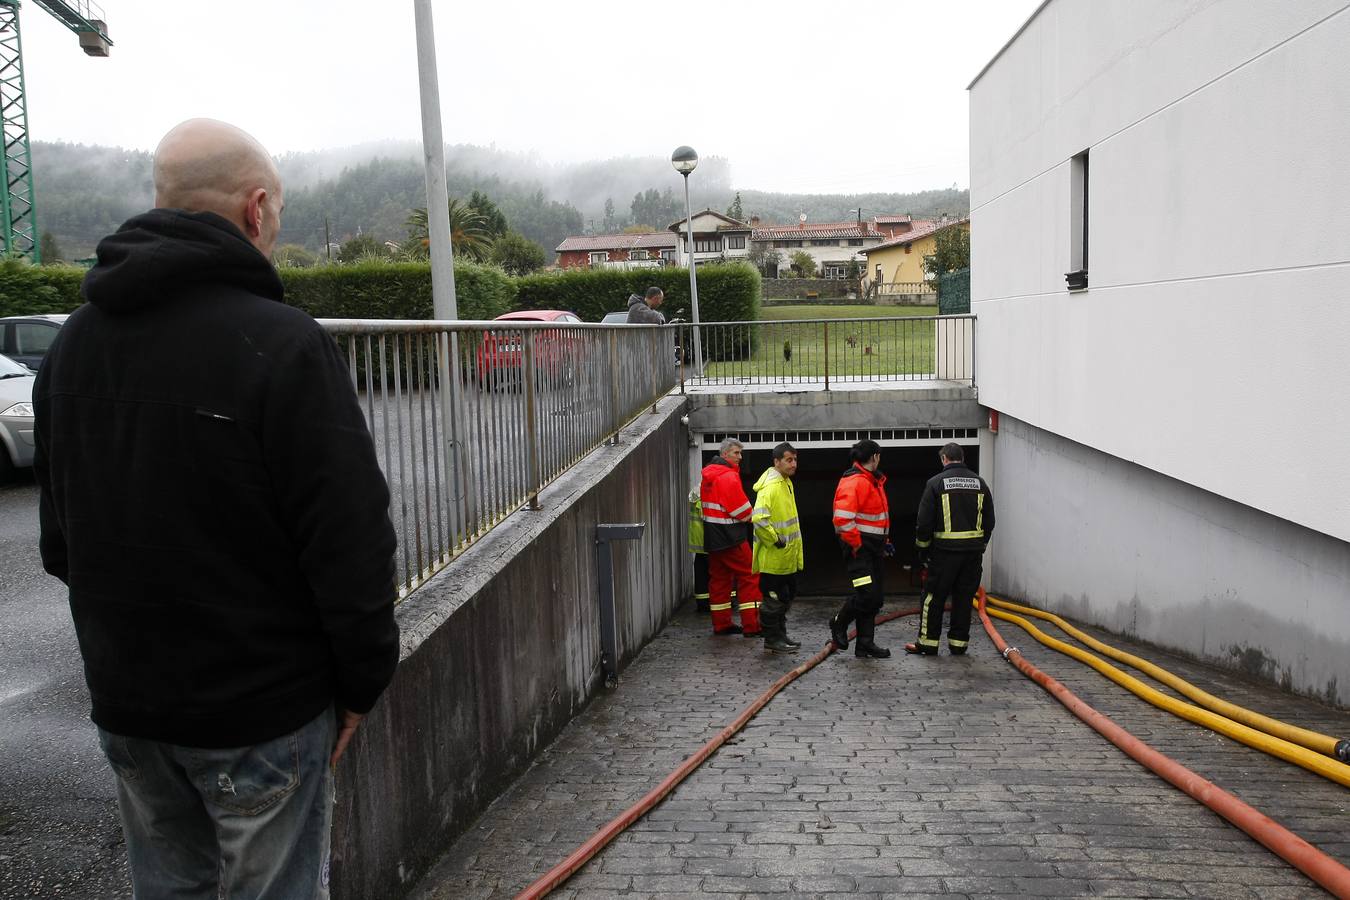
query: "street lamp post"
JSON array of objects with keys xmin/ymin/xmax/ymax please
[{"xmin": 672, "ymin": 145, "xmax": 704, "ymax": 376}]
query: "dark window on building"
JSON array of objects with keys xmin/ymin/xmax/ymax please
[
  {"xmin": 727, "ymin": 235, "xmax": 746, "ymax": 250},
  {"xmin": 786, "ymin": 240, "xmax": 803, "ymax": 248},
  {"xmin": 848, "ymin": 238, "xmax": 864, "ymax": 246},
  {"xmin": 1067, "ymin": 149, "xmax": 1089, "ymax": 290},
  {"xmin": 810, "ymin": 239, "xmax": 834, "ymax": 247},
  {"xmin": 694, "ymin": 237, "xmax": 721, "ymax": 253}
]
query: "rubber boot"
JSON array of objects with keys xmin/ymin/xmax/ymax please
[
  {"xmin": 829, "ymin": 601, "xmax": 853, "ymax": 651},
  {"xmin": 854, "ymin": 616, "xmax": 891, "ymax": 659}
]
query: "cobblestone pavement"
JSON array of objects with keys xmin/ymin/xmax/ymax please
[{"xmin": 411, "ymin": 596, "xmax": 1350, "ymax": 899}]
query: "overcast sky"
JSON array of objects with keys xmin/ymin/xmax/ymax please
[{"xmin": 20, "ymin": 0, "xmax": 1041, "ymax": 195}]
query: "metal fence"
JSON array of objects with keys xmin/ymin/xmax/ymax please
[
  {"xmin": 677, "ymin": 315, "xmax": 975, "ymax": 388},
  {"xmin": 321, "ymin": 319, "xmax": 679, "ymax": 599}
]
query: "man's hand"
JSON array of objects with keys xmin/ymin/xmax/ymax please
[
  {"xmin": 774, "ymin": 536, "xmax": 787, "ymax": 549},
  {"xmin": 883, "ymin": 541, "xmax": 896, "ymax": 558},
  {"xmin": 331, "ymin": 709, "xmax": 365, "ymax": 768}
]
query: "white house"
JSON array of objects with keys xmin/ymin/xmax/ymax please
[
  {"xmin": 749, "ymin": 218, "xmax": 890, "ymax": 278},
  {"xmin": 971, "ymin": 0, "xmax": 1350, "ymax": 704},
  {"xmin": 668, "ymin": 210, "xmax": 752, "ymax": 267}
]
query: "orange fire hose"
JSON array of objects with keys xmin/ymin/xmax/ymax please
[
  {"xmin": 976, "ymin": 588, "xmax": 1350, "ymax": 899},
  {"xmin": 513, "ymin": 605, "xmax": 922, "ymax": 899},
  {"xmin": 516, "ymin": 593, "xmax": 1350, "ymax": 899}
]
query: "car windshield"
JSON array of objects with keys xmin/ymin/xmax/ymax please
[{"xmin": 0, "ymin": 354, "xmax": 32, "ymax": 378}]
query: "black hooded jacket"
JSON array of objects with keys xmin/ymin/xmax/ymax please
[{"xmin": 33, "ymin": 210, "xmax": 399, "ymax": 748}]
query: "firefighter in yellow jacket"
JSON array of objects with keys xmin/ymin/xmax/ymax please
[
  {"xmin": 688, "ymin": 489, "xmax": 710, "ymax": 612},
  {"xmin": 751, "ymin": 442, "xmax": 804, "ymax": 653}
]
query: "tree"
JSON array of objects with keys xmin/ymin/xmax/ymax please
[
  {"xmin": 788, "ymin": 250, "xmax": 817, "ymax": 278},
  {"xmin": 337, "ymin": 233, "xmax": 386, "ymax": 263},
  {"xmin": 602, "ymin": 197, "xmax": 618, "ymax": 233},
  {"xmin": 274, "ymin": 243, "xmax": 318, "ymax": 267},
  {"xmin": 467, "ymin": 190, "xmax": 509, "ymax": 238},
  {"xmin": 405, "ymin": 198, "xmax": 492, "ymax": 261},
  {"xmin": 726, "ymin": 192, "xmax": 744, "ymax": 221},
  {"xmin": 749, "ymin": 243, "xmax": 782, "ymax": 277},
  {"xmin": 489, "ymin": 231, "xmax": 548, "ymax": 275},
  {"xmin": 921, "ymin": 225, "xmax": 971, "ymax": 282},
  {"xmin": 39, "ymin": 231, "xmax": 63, "ymax": 263}
]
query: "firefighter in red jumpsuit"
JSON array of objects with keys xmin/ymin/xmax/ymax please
[{"xmin": 700, "ymin": 437, "xmax": 762, "ymax": 636}]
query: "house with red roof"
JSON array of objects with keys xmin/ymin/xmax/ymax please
[{"xmin": 554, "ymin": 232, "xmax": 677, "ymax": 270}]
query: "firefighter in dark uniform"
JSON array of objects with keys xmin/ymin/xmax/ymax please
[
  {"xmin": 829, "ymin": 439, "xmax": 895, "ymax": 659},
  {"xmin": 908, "ymin": 442, "xmax": 995, "ymax": 655}
]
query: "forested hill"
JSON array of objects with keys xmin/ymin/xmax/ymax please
[{"xmin": 30, "ymin": 140, "xmax": 969, "ymax": 260}]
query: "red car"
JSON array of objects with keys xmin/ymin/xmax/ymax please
[{"xmin": 476, "ymin": 310, "xmax": 583, "ymax": 388}]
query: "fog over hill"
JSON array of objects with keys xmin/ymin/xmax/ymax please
[{"xmin": 32, "ymin": 140, "xmax": 968, "ymax": 260}]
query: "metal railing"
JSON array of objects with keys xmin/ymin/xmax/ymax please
[
  {"xmin": 321, "ymin": 319, "xmax": 678, "ymax": 599},
  {"xmin": 677, "ymin": 315, "xmax": 975, "ymax": 388},
  {"xmin": 874, "ymin": 281, "xmax": 935, "ymax": 295}
]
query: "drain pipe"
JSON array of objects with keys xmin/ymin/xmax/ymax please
[{"xmin": 595, "ymin": 523, "xmax": 645, "ymax": 688}]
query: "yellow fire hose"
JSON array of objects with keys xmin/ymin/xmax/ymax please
[
  {"xmin": 985, "ymin": 594, "xmax": 1350, "ymax": 763},
  {"xmin": 980, "ymin": 598, "xmax": 1350, "ymax": 790}
]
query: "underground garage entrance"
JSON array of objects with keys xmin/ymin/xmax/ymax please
[{"xmin": 695, "ymin": 427, "xmax": 981, "ymax": 598}]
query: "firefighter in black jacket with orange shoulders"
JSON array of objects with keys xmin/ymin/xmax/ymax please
[{"xmin": 909, "ymin": 442, "xmax": 995, "ymax": 656}]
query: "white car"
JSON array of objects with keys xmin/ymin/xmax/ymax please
[{"xmin": 0, "ymin": 352, "xmax": 36, "ymax": 479}]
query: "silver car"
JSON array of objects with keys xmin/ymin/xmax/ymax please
[{"xmin": 0, "ymin": 353, "xmax": 36, "ymax": 478}]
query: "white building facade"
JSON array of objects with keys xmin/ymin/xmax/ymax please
[{"xmin": 970, "ymin": 0, "xmax": 1350, "ymax": 704}]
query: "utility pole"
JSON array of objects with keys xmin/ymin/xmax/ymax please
[{"xmin": 412, "ymin": 0, "xmax": 456, "ymax": 319}]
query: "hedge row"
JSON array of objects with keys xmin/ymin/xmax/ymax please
[
  {"xmin": 278, "ymin": 259, "xmax": 514, "ymax": 321},
  {"xmin": 514, "ymin": 263, "xmax": 760, "ymax": 324},
  {"xmin": 0, "ymin": 259, "xmax": 86, "ymax": 318},
  {"xmin": 0, "ymin": 258, "xmax": 762, "ymax": 328}
]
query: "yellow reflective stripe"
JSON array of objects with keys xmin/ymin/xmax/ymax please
[
  {"xmin": 689, "ymin": 544, "xmax": 704, "ymax": 553},
  {"xmin": 694, "ymin": 592, "xmax": 710, "ymax": 600},
  {"xmin": 919, "ymin": 593, "xmax": 938, "ymax": 646},
  {"xmin": 731, "ymin": 591, "xmax": 738, "ymax": 597},
  {"xmin": 835, "ymin": 523, "xmax": 858, "ymax": 533},
  {"xmin": 855, "ymin": 511, "xmax": 887, "ymax": 522},
  {"xmin": 777, "ymin": 530, "xmax": 801, "ymax": 542},
  {"xmin": 948, "ymin": 638, "xmax": 969, "ymax": 648},
  {"xmin": 915, "ymin": 538, "xmax": 932, "ymax": 548},
  {"xmin": 729, "ymin": 502, "xmax": 751, "ymax": 517},
  {"xmin": 703, "ymin": 502, "xmax": 727, "ymax": 511},
  {"xmin": 919, "ymin": 637, "xmax": 941, "ymax": 648},
  {"xmin": 936, "ymin": 530, "xmax": 984, "ymax": 539},
  {"xmin": 703, "ymin": 515, "xmax": 740, "ymax": 524},
  {"xmin": 851, "ymin": 576, "xmax": 873, "ymax": 587},
  {"xmin": 976, "ymin": 494, "xmax": 984, "ymax": 534},
  {"xmin": 710, "ymin": 602, "xmax": 733, "ymax": 611},
  {"xmin": 753, "ymin": 506, "xmax": 771, "ymax": 517},
  {"xmin": 772, "ymin": 518, "xmax": 798, "ymax": 528},
  {"xmin": 741, "ymin": 600, "xmax": 761, "ymax": 609},
  {"xmin": 941, "ymin": 494, "xmax": 952, "ymax": 535},
  {"xmin": 832, "ymin": 508, "xmax": 857, "ymax": 519}
]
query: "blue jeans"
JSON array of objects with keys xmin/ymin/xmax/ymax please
[{"xmin": 97, "ymin": 708, "xmax": 336, "ymax": 900}]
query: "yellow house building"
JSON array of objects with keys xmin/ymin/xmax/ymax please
[{"xmin": 860, "ymin": 217, "xmax": 969, "ymax": 296}]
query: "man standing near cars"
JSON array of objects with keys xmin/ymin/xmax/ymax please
[
  {"xmin": 626, "ymin": 286, "xmax": 666, "ymax": 324},
  {"xmin": 33, "ymin": 118, "xmax": 398, "ymax": 897},
  {"xmin": 909, "ymin": 442, "xmax": 995, "ymax": 656},
  {"xmin": 752, "ymin": 442, "xmax": 804, "ymax": 654},
  {"xmin": 830, "ymin": 439, "xmax": 894, "ymax": 659},
  {"xmin": 700, "ymin": 437, "xmax": 762, "ymax": 636}
]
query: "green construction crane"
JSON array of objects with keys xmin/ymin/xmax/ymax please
[{"xmin": 0, "ymin": 0, "xmax": 111, "ymax": 262}]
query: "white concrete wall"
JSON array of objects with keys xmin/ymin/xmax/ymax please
[
  {"xmin": 970, "ymin": 0, "xmax": 1350, "ymax": 543},
  {"xmin": 990, "ymin": 414, "xmax": 1350, "ymax": 707}
]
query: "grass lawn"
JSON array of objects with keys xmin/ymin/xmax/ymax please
[
  {"xmin": 759, "ymin": 304, "xmax": 936, "ymax": 321},
  {"xmin": 696, "ymin": 303, "xmax": 945, "ymax": 381}
]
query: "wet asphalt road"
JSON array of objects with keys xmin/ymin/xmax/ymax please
[{"xmin": 0, "ymin": 475, "xmax": 130, "ymax": 899}]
